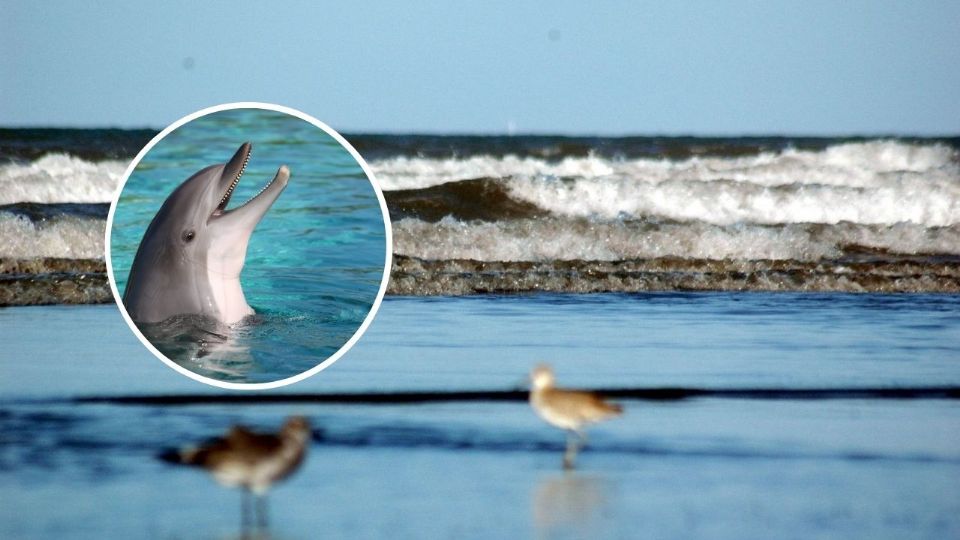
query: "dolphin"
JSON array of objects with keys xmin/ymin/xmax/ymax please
[{"xmin": 123, "ymin": 142, "xmax": 289, "ymax": 324}]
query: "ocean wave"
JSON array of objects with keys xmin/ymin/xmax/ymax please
[
  {"xmin": 505, "ymin": 173, "xmax": 959, "ymax": 227},
  {"xmin": 0, "ymin": 154, "xmax": 127, "ymax": 204},
  {"xmin": 385, "ymin": 178, "xmax": 548, "ymax": 222},
  {"xmin": 373, "ymin": 141, "xmax": 960, "ymax": 227},
  {"xmin": 372, "ymin": 141, "xmax": 958, "ymax": 190},
  {"xmin": 3, "ymin": 138, "xmax": 957, "ymax": 299},
  {"xmin": 393, "ymin": 217, "xmax": 960, "ymax": 263},
  {"xmin": 384, "ymin": 175, "xmax": 960, "ymax": 227},
  {"xmin": 0, "ymin": 211, "xmax": 105, "ymax": 259}
]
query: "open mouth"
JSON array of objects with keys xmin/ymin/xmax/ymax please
[
  {"xmin": 215, "ymin": 146, "xmax": 250, "ymax": 214},
  {"xmin": 212, "ymin": 145, "xmax": 287, "ymax": 218}
]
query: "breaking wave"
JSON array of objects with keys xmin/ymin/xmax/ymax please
[
  {"xmin": 0, "ymin": 154, "xmax": 126, "ymax": 204},
  {"xmin": 0, "ymin": 204, "xmax": 107, "ymax": 259},
  {"xmin": 392, "ymin": 218, "xmax": 960, "ymax": 263},
  {"xmin": 2, "ymin": 137, "xmax": 957, "ymax": 300},
  {"xmin": 374, "ymin": 140, "xmax": 960, "ymax": 294},
  {"xmin": 372, "ymin": 140, "xmax": 958, "ymax": 194}
]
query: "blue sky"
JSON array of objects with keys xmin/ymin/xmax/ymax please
[{"xmin": 2, "ymin": 1, "xmax": 958, "ymax": 135}]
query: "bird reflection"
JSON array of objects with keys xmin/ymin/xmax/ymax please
[{"xmin": 532, "ymin": 472, "xmax": 611, "ymax": 539}]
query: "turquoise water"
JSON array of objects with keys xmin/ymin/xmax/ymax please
[
  {"xmin": 109, "ymin": 108, "xmax": 388, "ymax": 384},
  {"xmin": 1, "ymin": 295, "xmax": 959, "ymax": 538}
]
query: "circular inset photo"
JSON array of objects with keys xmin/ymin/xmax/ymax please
[{"xmin": 107, "ymin": 103, "xmax": 391, "ymax": 388}]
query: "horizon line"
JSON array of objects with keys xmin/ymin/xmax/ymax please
[{"xmin": 1, "ymin": 125, "xmax": 958, "ymax": 140}]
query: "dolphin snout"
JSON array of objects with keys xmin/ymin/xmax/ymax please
[{"xmin": 276, "ymin": 165, "xmax": 290, "ymax": 184}]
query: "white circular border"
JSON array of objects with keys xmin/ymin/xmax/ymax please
[{"xmin": 105, "ymin": 102, "xmax": 393, "ymax": 390}]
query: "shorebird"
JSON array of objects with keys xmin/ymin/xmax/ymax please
[
  {"xmin": 159, "ymin": 416, "xmax": 310, "ymax": 529},
  {"xmin": 529, "ymin": 364, "xmax": 623, "ymax": 469}
]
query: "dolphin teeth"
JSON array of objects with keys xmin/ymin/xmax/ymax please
[
  {"xmin": 230, "ymin": 171, "xmax": 279, "ymax": 211},
  {"xmin": 218, "ymin": 148, "xmax": 251, "ymax": 209}
]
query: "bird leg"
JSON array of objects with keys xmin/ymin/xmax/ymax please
[
  {"xmin": 575, "ymin": 428, "xmax": 588, "ymax": 446},
  {"xmin": 241, "ymin": 489, "xmax": 252, "ymax": 532},
  {"xmin": 563, "ymin": 430, "xmax": 581, "ymax": 470},
  {"xmin": 255, "ymin": 494, "xmax": 269, "ymax": 530}
]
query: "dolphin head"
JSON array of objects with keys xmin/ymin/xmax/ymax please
[
  {"xmin": 157, "ymin": 142, "xmax": 290, "ymax": 277},
  {"xmin": 123, "ymin": 142, "xmax": 290, "ymax": 324}
]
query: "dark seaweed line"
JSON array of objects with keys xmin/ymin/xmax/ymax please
[
  {"xmin": 64, "ymin": 386, "xmax": 960, "ymax": 406},
  {"xmin": 305, "ymin": 433, "xmax": 960, "ymax": 465}
]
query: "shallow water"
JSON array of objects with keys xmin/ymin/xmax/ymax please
[
  {"xmin": 2, "ymin": 294, "xmax": 959, "ymax": 538},
  {"xmin": 108, "ymin": 109, "xmax": 388, "ymax": 383}
]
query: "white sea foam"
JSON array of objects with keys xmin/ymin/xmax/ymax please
[
  {"xmin": 506, "ymin": 173, "xmax": 959, "ymax": 227},
  {"xmin": 0, "ymin": 213, "xmax": 105, "ymax": 259},
  {"xmin": 0, "ymin": 154, "xmax": 127, "ymax": 204},
  {"xmin": 373, "ymin": 141, "xmax": 960, "ymax": 226},
  {"xmin": 393, "ymin": 217, "xmax": 960, "ymax": 263},
  {"xmin": 373, "ymin": 141, "xmax": 957, "ymax": 189}
]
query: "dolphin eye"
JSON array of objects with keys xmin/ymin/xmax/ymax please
[{"xmin": 182, "ymin": 230, "xmax": 196, "ymax": 243}]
